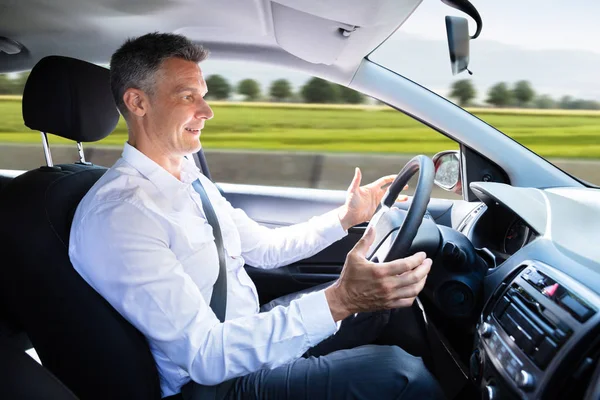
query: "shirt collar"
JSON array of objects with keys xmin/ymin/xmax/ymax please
[{"xmin": 121, "ymin": 142, "xmax": 202, "ymax": 197}]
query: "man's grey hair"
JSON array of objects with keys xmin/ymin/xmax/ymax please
[{"xmin": 110, "ymin": 32, "xmax": 209, "ymax": 117}]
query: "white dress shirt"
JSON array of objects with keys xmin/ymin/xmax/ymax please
[{"xmin": 69, "ymin": 143, "xmax": 347, "ymax": 397}]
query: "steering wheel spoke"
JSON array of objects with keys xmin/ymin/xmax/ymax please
[
  {"xmin": 363, "ymin": 155, "xmax": 435, "ymax": 262},
  {"xmin": 368, "ymin": 231, "xmax": 395, "ymax": 263},
  {"xmin": 365, "ymin": 211, "xmax": 386, "ymax": 262}
]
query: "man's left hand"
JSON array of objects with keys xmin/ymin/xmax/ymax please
[{"xmin": 338, "ymin": 168, "xmax": 407, "ymax": 231}]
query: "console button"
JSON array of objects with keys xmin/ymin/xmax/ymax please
[
  {"xmin": 483, "ymin": 385, "xmax": 497, "ymax": 400},
  {"xmin": 515, "ymin": 370, "xmax": 535, "ymax": 391},
  {"xmin": 523, "ymin": 269, "xmax": 545, "ymax": 288},
  {"xmin": 505, "ymin": 359, "xmax": 518, "ymax": 378},
  {"xmin": 533, "ymin": 337, "xmax": 558, "ymax": 369},
  {"xmin": 560, "ymin": 293, "xmax": 595, "ymax": 322},
  {"xmin": 479, "ymin": 322, "xmax": 494, "ymax": 338},
  {"xmin": 507, "ymin": 357, "xmax": 522, "ymax": 379}
]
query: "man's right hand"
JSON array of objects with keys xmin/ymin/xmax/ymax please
[{"xmin": 324, "ymin": 227, "xmax": 432, "ymax": 322}]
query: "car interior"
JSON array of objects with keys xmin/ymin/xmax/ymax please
[{"xmin": 1, "ymin": 1, "xmax": 600, "ymax": 400}]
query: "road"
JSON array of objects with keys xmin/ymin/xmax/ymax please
[{"xmin": 0, "ymin": 144, "xmax": 597, "ymax": 200}]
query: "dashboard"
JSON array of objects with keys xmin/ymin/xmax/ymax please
[
  {"xmin": 459, "ymin": 182, "xmax": 600, "ymax": 399},
  {"xmin": 462, "ymin": 202, "xmax": 539, "ymax": 263}
]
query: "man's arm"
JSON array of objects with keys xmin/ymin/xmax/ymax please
[
  {"xmin": 201, "ymin": 176, "xmax": 347, "ymax": 269},
  {"xmin": 229, "ymin": 204, "xmax": 347, "ymax": 269},
  {"xmin": 201, "ymin": 169, "xmax": 400, "ymax": 270},
  {"xmin": 69, "ymin": 201, "xmax": 338, "ymax": 386}
]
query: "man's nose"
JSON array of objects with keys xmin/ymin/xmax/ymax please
[{"xmin": 196, "ymin": 99, "xmax": 214, "ymax": 120}]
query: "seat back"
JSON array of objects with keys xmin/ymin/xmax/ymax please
[
  {"xmin": 0, "ymin": 303, "xmax": 30, "ymax": 352},
  {"xmin": 0, "ymin": 341, "xmax": 79, "ymax": 400},
  {"xmin": 0, "ymin": 174, "xmax": 12, "ymax": 192},
  {"xmin": 0, "ymin": 56, "xmax": 161, "ymax": 400}
]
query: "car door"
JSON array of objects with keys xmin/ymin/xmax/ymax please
[{"xmin": 216, "ymin": 171, "xmax": 472, "ymax": 305}]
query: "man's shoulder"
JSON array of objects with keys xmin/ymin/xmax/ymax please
[{"xmin": 74, "ymin": 159, "xmax": 158, "ymax": 224}]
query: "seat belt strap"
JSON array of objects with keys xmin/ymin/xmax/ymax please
[{"xmin": 192, "ymin": 179, "xmax": 227, "ymax": 322}]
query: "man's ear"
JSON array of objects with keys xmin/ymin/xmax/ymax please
[{"xmin": 123, "ymin": 88, "xmax": 149, "ymax": 117}]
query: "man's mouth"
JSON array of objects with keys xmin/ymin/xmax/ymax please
[{"xmin": 185, "ymin": 128, "xmax": 201, "ymax": 134}]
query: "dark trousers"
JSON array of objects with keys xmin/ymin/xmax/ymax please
[{"xmin": 181, "ymin": 285, "xmax": 445, "ymax": 399}]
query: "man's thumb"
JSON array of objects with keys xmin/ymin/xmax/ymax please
[
  {"xmin": 354, "ymin": 225, "xmax": 376, "ymax": 257},
  {"xmin": 348, "ymin": 167, "xmax": 361, "ymax": 193}
]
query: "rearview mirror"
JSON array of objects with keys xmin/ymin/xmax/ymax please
[
  {"xmin": 432, "ymin": 150, "xmax": 461, "ymax": 194},
  {"xmin": 445, "ymin": 16, "xmax": 471, "ymax": 75}
]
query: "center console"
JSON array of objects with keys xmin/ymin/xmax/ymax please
[{"xmin": 471, "ymin": 260, "xmax": 600, "ymax": 399}]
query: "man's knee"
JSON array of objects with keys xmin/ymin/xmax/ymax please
[{"xmin": 375, "ymin": 345, "xmax": 444, "ymax": 399}]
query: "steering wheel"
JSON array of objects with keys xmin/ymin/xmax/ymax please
[{"xmin": 365, "ymin": 155, "xmax": 435, "ymax": 262}]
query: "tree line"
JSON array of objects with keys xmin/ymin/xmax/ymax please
[
  {"xmin": 204, "ymin": 75, "xmax": 365, "ymax": 104},
  {"xmin": 0, "ymin": 72, "xmax": 365, "ymax": 104},
  {"xmin": 2, "ymin": 71, "xmax": 599, "ymax": 109},
  {"xmin": 449, "ymin": 79, "xmax": 600, "ymax": 110}
]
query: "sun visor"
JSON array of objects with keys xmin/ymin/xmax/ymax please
[
  {"xmin": 271, "ymin": 3, "xmax": 350, "ymax": 65},
  {"xmin": 270, "ymin": 0, "xmax": 421, "ymax": 65},
  {"xmin": 271, "ymin": 0, "xmax": 411, "ymax": 28}
]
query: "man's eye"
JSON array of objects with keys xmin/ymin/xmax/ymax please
[{"xmin": 184, "ymin": 95, "xmax": 193, "ymax": 100}]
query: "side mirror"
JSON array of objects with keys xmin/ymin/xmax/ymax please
[{"xmin": 432, "ymin": 150, "xmax": 462, "ymax": 194}]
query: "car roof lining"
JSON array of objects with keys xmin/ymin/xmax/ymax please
[{"xmin": 0, "ymin": 0, "xmax": 422, "ymax": 85}]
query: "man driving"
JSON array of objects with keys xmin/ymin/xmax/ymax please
[{"xmin": 69, "ymin": 32, "xmax": 444, "ymax": 399}]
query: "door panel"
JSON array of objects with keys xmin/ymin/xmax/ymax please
[
  {"xmin": 219, "ymin": 182, "xmax": 473, "ymax": 304},
  {"xmin": 246, "ymin": 230, "xmax": 362, "ymax": 304}
]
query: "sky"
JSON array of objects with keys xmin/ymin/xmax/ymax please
[
  {"xmin": 398, "ymin": 0, "xmax": 600, "ymax": 54},
  {"xmin": 369, "ymin": 0, "xmax": 600, "ymax": 101}
]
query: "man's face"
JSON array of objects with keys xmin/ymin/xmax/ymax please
[{"xmin": 143, "ymin": 57, "xmax": 213, "ymax": 157}]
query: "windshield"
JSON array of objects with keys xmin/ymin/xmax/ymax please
[{"xmin": 369, "ymin": 0, "xmax": 600, "ymax": 186}]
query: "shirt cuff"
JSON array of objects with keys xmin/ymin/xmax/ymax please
[
  {"xmin": 313, "ymin": 208, "xmax": 348, "ymax": 242},
  {"xmin": 295, "ymin": 290, "xmax": 338, "ymax": 347}
]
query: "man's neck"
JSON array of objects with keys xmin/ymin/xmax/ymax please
[{"xmin": 128, "ymin": 139, "xmax": 184, "ymax": 181}]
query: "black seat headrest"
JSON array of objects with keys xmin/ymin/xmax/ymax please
[{"xmin": 22, "ymin": 55, "xmax": 119, "ymax": 142}]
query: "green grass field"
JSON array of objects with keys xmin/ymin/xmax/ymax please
[{"xmin": 1, "ymin": 97, "xmax": 599, "ymax": 158}]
